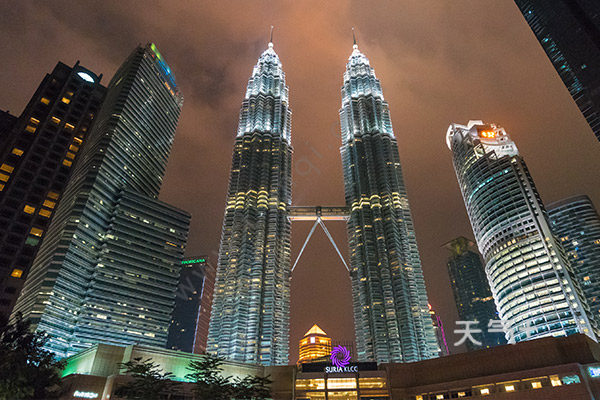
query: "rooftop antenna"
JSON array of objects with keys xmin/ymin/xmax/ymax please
[{"xmin": 352, "ymin": 27, "xmax": 357, "ymax": 47}]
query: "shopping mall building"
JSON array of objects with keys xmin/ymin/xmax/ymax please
[{"xmin": 61, "ymin": 333, "xmax": 600, "ymax": 400}]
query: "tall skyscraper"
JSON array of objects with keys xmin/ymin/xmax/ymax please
[
  {"xmin": 444, "ymin": 236, "xmax": 506, "ymax": 350},
  {"xmin": 208, "ymin": 41, "xmax": 292, "ymax": 365},
  {"xmin": 340, "ymin": 43, "xmax": 438, "ymax": 363},
  {"xmin": 167, "ymin": 256, "xmax": 215, "ymax": 354},
  {"xmin": 548, "ymin": 195, "xmax": 600, "ymax": 320},
  {"xmin": 428, "ymin": 305, "xmax": 450, "ymax": 356},
  {"xmin": 298, "ymin": 324, "xmax": 332, "ymax": 364},
  {"xmin": 514, "ymin": 0, "xmax": 600, "ymax": 141},
  {"xmin": 11, "ymin": 43, "xmax": 189, "ymax": 357},
  {"xmin": 0, "ymin": 62, "xmax": 105, "ymax": 320},
  {"xmin": 447, "ymin": 120, "xmax": 597, "ymax": 344}
]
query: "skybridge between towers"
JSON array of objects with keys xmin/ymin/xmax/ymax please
[{"xmin": 288, "ymin": 206, "xmax": 350, "ymax": 273}]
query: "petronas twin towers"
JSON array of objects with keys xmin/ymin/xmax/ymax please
[{"xmin": 208, "ymin": 39, "xmax": 438, "ymax": 365}]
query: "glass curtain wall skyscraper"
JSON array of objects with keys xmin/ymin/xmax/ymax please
[
  {"xmin": 0, "ymin": 62, "xmax": 105, "ymax": 320},
  {"xmin": 444, "ymin": 236, "xmax": 506, "ymax": 350},
  {"xmin": 514, "ymin": 0, "xmax": 600, "ymax": 141},
  {"xmin": 548, "ymin": 195, "xmax": 600, "ymax": 321},
  {"xmin": 340, "ymin": 43, "xmax": 438, "ymax": 363},
  {"xmin": 11, "ymin": 43, "xmax": 189, "ymax": 357},
  {"xmin": 447, "ymin": 120, "xmax": 597, "ymax": 344},
  {"xmin": 208, "ymin": 42, "xmax": 292, "ymax": 365}
]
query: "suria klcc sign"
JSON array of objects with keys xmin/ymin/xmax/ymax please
[{"xmin": 325, "ymin": 345, "xmax": 357, "ymax": 373}]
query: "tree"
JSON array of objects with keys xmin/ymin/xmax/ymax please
[
  {"xmin": 0, "ymin": 313, "xmax": 65, "ymax": 400},
  {"xmin": 185, "ymin": 354, "xmax": 233, "ymax": 400},
  {"xmin": 115, "ymin": 357, "xmax": 180, "ymax": 400},
  {"xmin": 231, "ymin": 375, "xmax": 272, "ymax": 400}
]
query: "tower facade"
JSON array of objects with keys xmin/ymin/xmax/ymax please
[
  {"xmin": 207, "ymin": 42, "xmax": 292, "ymax": 365},
  {"xmin": 447, "ymin": 120, "xmax": 596, "ymax": 344},
  {"xmin": 548, "ymin": 195, "xmax": 600, "ymax": 320},
  {"xmin": 340, "ymin": 44, "xmax": 438, "ymax": 363},
  {"xmin": 11, "ymin": 44, "xmax": 189, "ymax": 357},
  {"xmin": 514, "ymin": 0, "xmax": 600, "ymax": 141},
  {"xmin": 0, "ymin": 63, "xmax": 105, "ymax": 320},
  {"xmin": 444, "ymin": 237, "xmax": 506, "ymax": 350},
  {"xmin": 298, "ymin": 324, "xmax": 332, "ymax": 364}
]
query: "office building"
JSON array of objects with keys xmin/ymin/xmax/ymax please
[
  {"xmin": 0, "ymin": 63, "xmax": 105, "ymax": 320},
  {"xmin": 428, "ymin": 305, "xmax": 450, "ymax": 356},
  {"xmin": 548, "ymin": 195, "xmax": 600, "ymax": 320},
  {"xmin": 447, "ymin": 120, "xmax": 596, "ymax": 344},
  {"xmin": 514, "ymin": 0, "xmax": 600, "ymax": 141},
  {"xmin": 60, "ymin": 334, "xmax": 600, "ymax": 399},
  {"xmin": 167, "ymin": 256, "xmax": 215, "ymax": 354},
  {"xmin": 339, "ymin": 41, "xmax": 438, "ymax": 362},
  {"xmin": 298, "ymin": 324, "xmax": 332, "ymax": 364},
  {"xmin": 207, "ymin": 40, "xmax": 293, "ymax": 365},
  {"xmin": 11, "ymin": 43, "xmax": 189, "ymax": 357},
  {"xmin": 444, "ymin": 236, "xmax": 506, "ymax": 350}
]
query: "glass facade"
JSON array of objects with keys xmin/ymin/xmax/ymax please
[
  {"xmin": 514, "ymin": 0, "xmax": 600, "ymax": 141},
  {"xmin": 10, "ymin": 43, "xmax": 189, "ymax": 357},
  {"xmin": 548, "ymin": 195, "xmax": 600, "ymax": 320},
  {"xmin": 0, "ymin": 62, "xmax": 105, "ymax": 320},
  {"xmin": 447, "ymin": 120, "xmax": 596, "ymax": 343},
  {"xmin": 207, "ymin": 42, "xmax": 292, "ymax": 365},
  {"xmin": 444, "ymin": 237, "xmax": 506, "ymax": 350},
  {"xmin": 340, "ymin": 44, "xmax": 438, "ymax": 362}
]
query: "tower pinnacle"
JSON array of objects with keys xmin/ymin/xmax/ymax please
[
  {"xmin": 269, "ymin": 25, "xmax": 274, "ymax": 48},
  {"xmin": 352, "ymin": 27, "xmax": 358, "ymax": 49}
]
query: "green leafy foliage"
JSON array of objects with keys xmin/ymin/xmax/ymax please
[
  {"xmin": 115, "ymin": 357, "xmax": 180, "ymax": 400},
  {"xmin": 0, "ymin": 313, "xmax": 65, "ymax": 400}
]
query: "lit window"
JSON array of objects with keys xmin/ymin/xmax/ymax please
[
  {"xmin": 61, "ymin": 97, "xmax": 71, "ymax": 104},
  {"xmin": 30, "ymin": 227, "xmax": 43, "ymax": 237},
  {"xmin": 39, "ymin": 209, "xmax": 52, "ymax": 218},
  {"xmin": 65, "ymin": 123, "xmax": 75, "ymax": 131},
  {"xmin": 550, "ymin": 375, "xmax": 562, "ymax": 387},
  {"xmin": 0, "ymin": 173, "xmax": 9, "ymax": 182},
  {"xmin": 436, "ymin": 395, "xmax": 444, "ymax": 400},
  {"xmin": 0, "ymin": 183, "xmax": 4, "ymax": 191},
  {"xmin": 47, "ymin": 191, "xmax": 59, "ymax": 200},
  {"xmin": 11, "ymin": 269, "xmax": 23, "ymax": 278},
  {"xmin": 74, "ymin": 137, "xmax": 83, "ymax": 144},
  {"xmin": 416, "ymin": 396, "xmax": 423, "ymax": 400},
  {"xmin": 505, "ymin": 384, "xmax": 515, "ymax": 392},
  {"xmin": 51, "ymin": 116, "xmax": 61, "ymax": 124},
  {"xmin": 310, "ymin": 336, "xmax": 315, "ymax": 343},
  {"xmin": 23, "ymin": 205, "xmax": 35, "ymax": 214},
  {"xmin": 11, "ymin": 148, "xmax": 23, "ymax": 156},
  {"xmin": 30, "ymin": 117, "xmax": 40, "ymax": 125},
  {"xmin": 69, "ymin": 144, "xmax": 79, "ymax": 152},
  {"xmin": 62, "ymin": 159, "xmax": 72, "ymax": 167},
  {"xmin": 43, "ymin": 200, "xmax": 56, "ymax": 209},
  {"xmin": 25, "ymin": 237, "xmax": 39, "ymax": 246},
  {"xmin": 25, "ymin": 125, "xmax": 36, "ymax": 133},
  {"xmin": 457, "ymin": 392, "xmax": 466, "ymax": 398},
  {"xmin": 531, "ymin": 381, "xmax": 542, "ymax": 389},
  {"xmin": 66, "ymin": 152, "xmax": 75, "ymax": 160},
  {"xmin": 1, "ymin": 164, "xmax": 14, "ymax": 173},
  {"xmin": 40, "ymin": 97, "xmax": 50, "ymax": 105},
  {"xmin": 480, "ymin": 388, "xmax": 490, "ymax": 395}
]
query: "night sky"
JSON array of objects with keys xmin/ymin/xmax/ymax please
[{"xmin": 1, "ymin": 1, "xmax": 599, "ymax": 364}]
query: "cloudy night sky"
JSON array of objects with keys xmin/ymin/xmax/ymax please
[{"xmin": 1, "ymin": 1, "xmax": 599, "ymax": 363}]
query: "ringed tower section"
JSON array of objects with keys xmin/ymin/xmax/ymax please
[
  {"xmin": 339, "ymin": 41, "xmax": 439, "ymax": 363},
  {"xmin": 207, "ymin": 41, "xmax": 292, "ymax": 366}
]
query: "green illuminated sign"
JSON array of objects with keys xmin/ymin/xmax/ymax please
[{"xmin": 182, "ymin": 258, "xmax": 206, "ymax": 265}]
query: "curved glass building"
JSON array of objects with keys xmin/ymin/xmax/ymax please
[
  {"xmin": 447, "ymin": 120, "xmax": 596, "ymax": 343},
  {"xmin": 548, "ymin": 195, "xmax": 600, "ymax": 320},
  {"xmin": 340, "ymin": 44, "xmax": 439, "ymax": 362},
  {"xmin": 207, "ymin": 42, "xmax": 292, "ymax": 365}
]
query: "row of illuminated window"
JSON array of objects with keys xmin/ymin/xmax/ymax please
[
  {"xmin": 295, "ymin": 377, "xmax": 386, "ymax": 391},
  {"xmin": 414, "ymin": 373, "xmax": 580, "ymax": 399}
]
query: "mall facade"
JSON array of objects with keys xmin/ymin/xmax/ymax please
[{"xmin": 59, "ymin": 333, "xmax": 600, "ymax": 400}]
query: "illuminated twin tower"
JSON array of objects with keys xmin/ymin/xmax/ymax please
[{"xmin": 207, "ymin": 40, "xmax": 439, "ymax": 365}]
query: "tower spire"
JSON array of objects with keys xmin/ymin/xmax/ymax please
[
  {"xmin": 352, "ymin": 27, "xmax": 357, "ymax": 48},
  {"xmin": 269, "ymin": 25, "xmax": 274, "ymax": 46}
]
